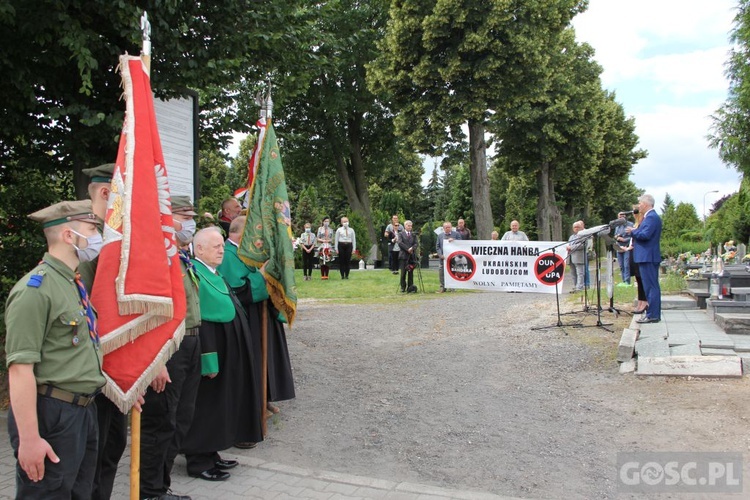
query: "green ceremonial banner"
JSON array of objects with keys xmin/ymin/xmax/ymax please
[{"xmin": 238, "ymin": 119, "xmax": 297, "ymax": 326}]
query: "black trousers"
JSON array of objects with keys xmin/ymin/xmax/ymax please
[
  {"xmin": 9, "ymin": 396, "xmax": 98, "ymax": 499},
  {"xmin": 389, "ymin": 249, "xmax": 399, "ymax": 272},
  {"xmin": 140, "ymin": 336, "xmax": 201, "ymax": 498},
  {"xmin": 302, "ymin": 250, "xmax": 315, "ymax": 277},
  {"xmin": 92, "ymin": 395, "xmax": 127, "ymax": 500},
  {"xmin": 338, "ymin": 242, "xmax": 353, "ymax": 278},
  {"xmin": 400, "ymin": 258, "xmax": 414, "ymax": 291}
]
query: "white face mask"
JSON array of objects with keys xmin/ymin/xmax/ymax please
[
  {"xmin": 343, "ymin": 222, "xmax": 349, "ymax": 228},
  {"xmin": 305, "ymin": 227, "xmax": 311, "ymax": 233},
  {"xmin": 324, "ymin": 221, "xmax": 329, "ymax": 227},
  {"xmin": 176, "ymin": 219, "xmax": 197, "ymax": 243},
  {"xmin": 71, "ymin": 229, "xmax": 103, "ymax": 262}
]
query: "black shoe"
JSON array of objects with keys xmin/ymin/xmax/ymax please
[
  {"xmin": 189, "ymin": 467, "xmax": 230, "ymax": 481},
  {"xmin": 214, "ymin": 459, "xmax": 238, "ymax": 470},
  {"xmin": 632, "ymin": 306, "xmax": 648, "ymax": 314},
  {"xmin": 162, "ymin": 490, "xmax": 192, "ymax": 500},
  {"xmin": 158, "ymin": 493, "xmax": 191, "ymax": 500},
  {"xmin": 636, "ymin": 317, "xmax": 661, "ymax": 324},
  {"xmin": 234, "ymin": 441, "xmax": 257, "ymax": 449},
  {"xmin": 400, "ymin": 289, "xmax": 406, "ymax": 293}
]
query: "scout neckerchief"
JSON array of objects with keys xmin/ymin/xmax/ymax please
[
  {"xmin": 179, "ymin": 249, "xmax": 200, "ymax": 290},
  {"xmin": 74, "ymin": 272, "xmax": 100, "ymax": 349}
]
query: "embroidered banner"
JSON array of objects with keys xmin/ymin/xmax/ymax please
[{"xmin": 91, "ymin": 55, "xmax": 186, "ymax": 413}]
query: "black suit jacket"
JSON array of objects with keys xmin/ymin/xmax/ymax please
[{"xmin": 397, "ymin": 231, "xmax": 418, "ymax": 261}]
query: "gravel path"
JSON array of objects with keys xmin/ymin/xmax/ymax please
[{"xmin": 248, "ymin": 290, "xmax": 750, "ymax": 499}]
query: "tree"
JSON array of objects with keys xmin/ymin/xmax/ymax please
[
  {"xmin": 369, "ymin": 0, "xmax": 586, "ymax": 239},
  {"xmin": 709, "ymin": 1, "xmax": 750, "ymax": 177},
  {"xmin": 267, "ymin": 0, "xmax": 405, "ymax": 248},
  {"xmin": 197, "ymin": 150, "xmax": 231, "ymax": 217},
  {"xmin": 662, "ymin": 202, "xmax": 700, "ymax": 240},
  {"xmin": 492, "ymin": 27, "xmax": 645, "ymax": 240},
  {"xmin": 661, "ymin": 193, "xmax": 676, "ymax": 217}
]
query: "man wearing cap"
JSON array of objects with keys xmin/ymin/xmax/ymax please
[
  {"xmin": 4, "ymin": 200, "xmax": 105, "ymax": 498},
  {"xmin": 80, "ymin": 163, "xmax": 129, "ymax": 500},
  {"xmin": 139, "ymin": 196, "xmax": 201, "ymax": 500}
]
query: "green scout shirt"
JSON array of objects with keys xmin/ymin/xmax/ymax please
[
  {"xmin": 180, "ymin": 256, "xmax": 201, "ymax": 330},
  {"xmin": 4, "ymin": 253, "xmax": 105, "ymax": 394},
  {"xmin": 218, "ymin": 240, "xmax": 269, "ymax": 303}
]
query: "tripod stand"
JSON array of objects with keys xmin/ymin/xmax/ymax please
[
  {"xmin": 531, "ymin": 241, "xmax": 577, "ymax": 333},
  {"xmin": 570, "ymin": 231, "xmax": 613, "ymax": 332}
]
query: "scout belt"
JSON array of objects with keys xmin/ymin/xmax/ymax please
[{"xmin": 37, "ymin": 384, "xmax": 98, "ymax": 407}]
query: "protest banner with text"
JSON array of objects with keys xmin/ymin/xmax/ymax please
[{"xmin": 443, "ymin": 240, "xmax": 569, "ymax": 293}]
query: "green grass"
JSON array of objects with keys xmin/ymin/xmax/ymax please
[
  {"xmin": 567, "ymin": 261, "xmax": 687, "ymax": 306},
  {"xmin": 294, "ymin": 267, "xmax": 445, "ymax": 304}
]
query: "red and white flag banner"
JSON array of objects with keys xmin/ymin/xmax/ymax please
[{"xmin": 91, "ymin": 55, "xmax": 186, "ymax": 413}]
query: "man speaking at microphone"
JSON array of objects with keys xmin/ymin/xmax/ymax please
[{"xmin": 626, "ymin": 194, "xmax": 662, "ymax": 323}]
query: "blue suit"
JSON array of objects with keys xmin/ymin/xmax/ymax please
[{"xmin": 631, "ymin": 209, "xmax": 662, "ymax": 320}]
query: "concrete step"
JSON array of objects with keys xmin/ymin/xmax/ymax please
[
  {"xmin": 706, "ymin": 299, "xmax": 750, "ymax": 319},
  {"xmin": 715, "ymin": 313, "xmax": 750, "ymax": 335},
  {"xmin": 662, "ymin": 295, "xmax": 698, "ymax": 310}
]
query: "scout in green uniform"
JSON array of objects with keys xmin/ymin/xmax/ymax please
[
  {"xmin": 4, "ymin": 200, "xmax": 105, "ymax": 499},
  {"xmin": 140, "ymin": 196, "xmax": 201, "ymax": 500}
]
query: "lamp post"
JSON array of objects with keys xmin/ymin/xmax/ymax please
[{"xmin": 703, "ymin": 190, "xmax": 719, "ymax": 228}]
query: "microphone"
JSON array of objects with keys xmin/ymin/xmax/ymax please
[
  {"xmin": 578, "ymin": 224, "xmax": 611, "ymax": 237},
  {"xmin": 618, "ymin": 210, "xmax": 634, "ymax": 215}
]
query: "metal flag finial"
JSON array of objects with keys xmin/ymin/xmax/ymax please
[
  {"xmin": 255, "ymin": 80, "xmax": 273, "ymax": 120},
  {"xmin": 140, "ymin": 11, "xmax": 151, "ymax": 57}
]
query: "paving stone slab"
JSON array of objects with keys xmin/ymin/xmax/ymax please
[
  {"xmin": 698, "ymin": 337, "xmax": 736, "ymax": 350},
  {"xmin": 637, "ymin": 355, "xmax": 742, "ymax": 377},
  {"xmin": 670, "ymin": 344, "xmax": 702, "ymax": 356},
  {"xmin": 728, "ymin": 335, "xmax": 750, "ymax": 352},
  {"xmin": 701, "ymin": 347, "xmax": 738, "ymax": 356},
  {"xmin": 635, "ymin": 338, "xmax": 670, "ymax": 358},
  {"xmin": 667, "ymin": 333, "xmax": 700, "ymax": 347}
]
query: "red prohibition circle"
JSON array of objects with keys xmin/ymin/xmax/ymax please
[
  {"xmin": 534, "ymin": 253, "xmax": 566, "ymax": 286},
  {"xmin": 446, "ymin": 251, "xmax": 476, "ymax": 281}
]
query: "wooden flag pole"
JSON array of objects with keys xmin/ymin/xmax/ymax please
[
  {"xmin": 261, "ymin": 302, "xmax": 269, "ymax": 436},
  {"xmin": 130, "ymin": 410, "xmax": 141, "ymax": 500},
  {"xmin": 129, "ymin": 12, "xmax": 150, "ymax": 500}
]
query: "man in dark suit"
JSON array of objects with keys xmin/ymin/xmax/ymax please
[
  {"xmin": 626, "ymin": 194, "xmax": 662, "ymax": 323},
  {"xmin": 398, "ymin": 220, "xmax": 418, "ymax": 293}
]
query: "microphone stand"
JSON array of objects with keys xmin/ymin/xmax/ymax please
[{"xmin": 531, "ymin": 241, "xmax": 577, "ymax": 333}]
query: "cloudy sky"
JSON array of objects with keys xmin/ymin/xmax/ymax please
[
  {"xmin": 572, "ymin": 0, "xmax": 740, "ymax": 218},
  {"xmin": 228, "ymin": 1, "xmax": 741, "ymax": 219}
]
